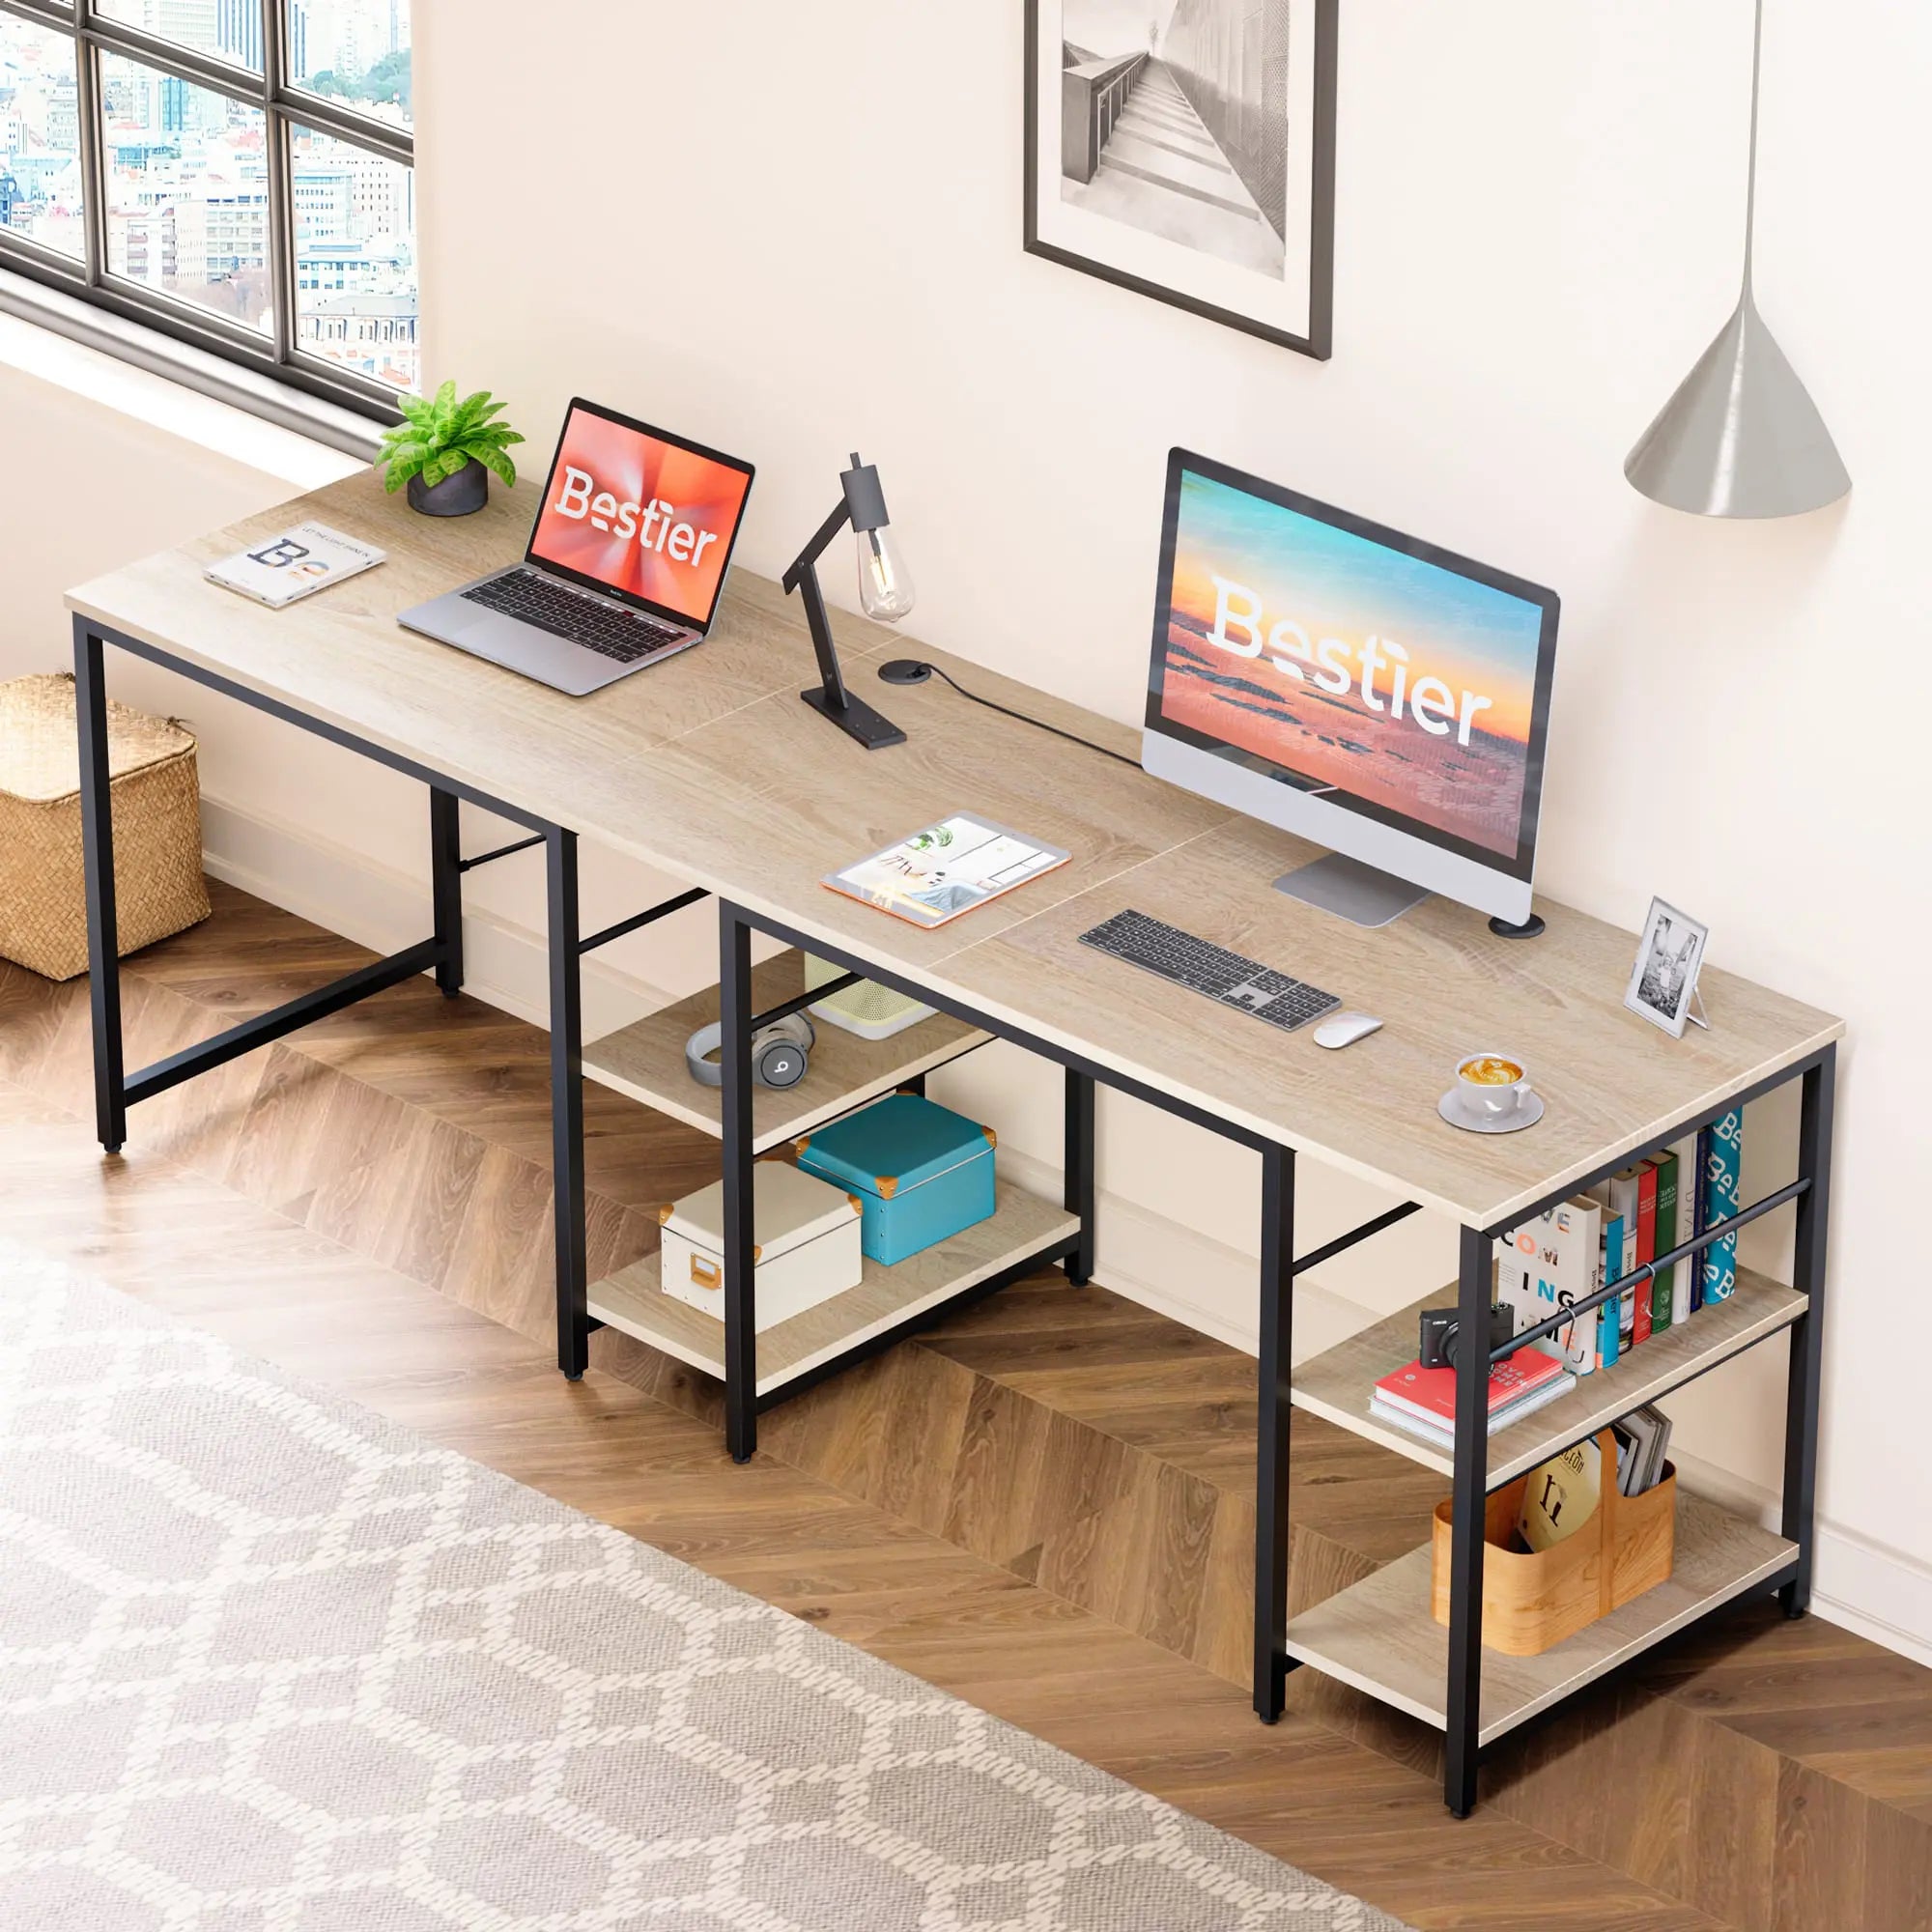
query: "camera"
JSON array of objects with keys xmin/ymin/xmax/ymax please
[{"xmin": 1418, "ymin": 1301, "xmax": 1516, "ymax": 1369}]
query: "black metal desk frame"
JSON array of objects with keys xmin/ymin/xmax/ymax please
[
  {"xmin": 73, "ymin": 612, "xmax": 1834, "ymax": 1818},
  {"xmin": 74, "ymin": 613, "xmax": 619, "ymax": 1391}
]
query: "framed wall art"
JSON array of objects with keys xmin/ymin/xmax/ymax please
[{"xmin": 1023, "ymin": 0, "xmax": 1337, "ymax": 358}]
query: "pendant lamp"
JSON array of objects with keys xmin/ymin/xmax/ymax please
[{"xmin": 1624, "ymin": 0, "xmax": 1850, "ymax": 518}]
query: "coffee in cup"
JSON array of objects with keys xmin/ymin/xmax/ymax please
[{"xmin": 1454, "ymin": 1051, "xmax": 1534, "ymax": 1119}]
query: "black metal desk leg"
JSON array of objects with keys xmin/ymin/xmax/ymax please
[
  {"xmin": 1444, "ymin": 1221, "xmax": 1492, "ymax": 1814},
  {"xmin": 720, "ymin": 903, "xmax": 758, "ymax": 1463},
  {"xmin": 430, "ymin": 788, "xmax": 464, "ymax": 997},
  {"xmin": 1064, "ymin": 1067, "xmax": 1095, "ymax": 1286},
  {"xmin": 1781, "ymin": 1043, "xmax": 1835, "ymax": 1616},
  {"xmin": 548, "ymin": 828, "xmax": 588, "ymax": 1380},
  {"xmin": 73, "ymin": 620, "xmax": 127, "ymax": 1154},
  {"xmin": 1254, "ymin": 1141, "xmax": 1294, "ymax": 1721}
]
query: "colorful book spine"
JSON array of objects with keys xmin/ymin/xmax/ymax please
[
  {"xmin": 1600, "ymin": 1171, "xmax": 1640, "ymax": 1353},
  {"xmin": 1647, "ymin": 1151, "xmax": 1678, "ymax": 1333},
  {"xmin": 1597, "ymin": 1213, "xmax": 1623, "ymax": 1367},
  {"xmin": 1634, "ymin": 1161, "xmax": 1658, "ymax": 1345},
  {"xmin": 1701, "ymin": 1108, "xmax": 1743, "ymax": 1303},
  {"xmin": 1673, "ymin": 1131, "xmax": 1706, "ymax": 1314}
]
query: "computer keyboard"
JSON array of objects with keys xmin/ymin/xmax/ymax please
[
  {"xmin": 1078, "ymin": 909, "xmax": 1341, "ymax": 1034},
  {"xmin": 461, "ymin": 569, "xmax": 684, "ymax": 662}
]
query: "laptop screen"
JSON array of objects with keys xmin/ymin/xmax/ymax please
[{"xmin": 526, "ymin": 399, "xmax": 754, "ymax": 632}]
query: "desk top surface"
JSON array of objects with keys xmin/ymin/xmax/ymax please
[{"xmin": 71, "ymin": 471, "xmax": 1842, "ymax": 1229}]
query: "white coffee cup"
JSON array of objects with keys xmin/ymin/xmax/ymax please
[{"xmin": 1454, "ymin": 1051, "xmax": 1534, "ymax": 1120}]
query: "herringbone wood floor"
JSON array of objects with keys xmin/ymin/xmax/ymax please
[{"xmin": 4, "ymin": 882, "xmax": 1929, "ymax": 1930}]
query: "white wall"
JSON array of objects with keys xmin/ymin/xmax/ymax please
[{"xmin": 3, "ymin": 1, "xmax": 1925, "ymax": 1655}]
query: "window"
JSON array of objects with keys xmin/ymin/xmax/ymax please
[{"xmin": 0, "ymin": 0, "xmax": 413, "ymax": 416}]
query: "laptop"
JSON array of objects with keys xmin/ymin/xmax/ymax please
[{"xmin": 398, "ymin": 398, "xmax": 755, "ymax": 696}]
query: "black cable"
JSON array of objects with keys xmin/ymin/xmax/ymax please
[{"xmin": 880, "ymin": 661, "xmax": 1141, "ymax": 770}]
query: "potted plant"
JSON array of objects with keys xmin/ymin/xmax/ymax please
[{"xmin": 377, "ymin": 381, "xmax": 524, "ymax": 517}]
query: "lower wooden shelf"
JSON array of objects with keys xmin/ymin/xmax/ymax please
[
  {"xmin": 1282, "ymin": 1489, "xmax": 1795, "ymax": 1747},
  {"xmin": 586, "ymin": 1181, "xmax": 1079, "ymax": 1399}
]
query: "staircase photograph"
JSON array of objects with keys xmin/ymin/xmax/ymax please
[{"xmin": 1059, "ymin": 0, "xmax": 1293, "ymax": 275}]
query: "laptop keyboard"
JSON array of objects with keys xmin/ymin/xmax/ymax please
[{"xmin": 462, "ymin": 569, "xmax": 684, "ymax": 663}]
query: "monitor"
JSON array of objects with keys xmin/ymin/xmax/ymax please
[
  {"xmin": 1144, "ymin": 449, "xmax": 1560, "ymax": 929},
  {"xmin": 527, "ymin": 398, "xmax": 755, "ymax": 634}
]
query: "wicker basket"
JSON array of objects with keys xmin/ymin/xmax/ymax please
[{"xmin": 0, "ymin": 672, "xmax": 211, "ymax": 981}]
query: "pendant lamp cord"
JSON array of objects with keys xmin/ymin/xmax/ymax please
[{"xmin": 1743, "ymin": 0, "xmax": 1764, "ymax": 289}]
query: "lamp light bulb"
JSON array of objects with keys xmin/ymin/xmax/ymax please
[{"xmin": 857, "ymin": 526, "xmax": 915, "ymax": 624}]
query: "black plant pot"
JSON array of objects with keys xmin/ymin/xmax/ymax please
[{"xmin": 407, "ymin": 458, "xmax": 489, "ymax": 518}]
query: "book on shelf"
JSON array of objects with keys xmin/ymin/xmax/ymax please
[
  {"xmin": 1670, "ymin": 1129, "xmax": 1704, "ymax": 1313},
  {"xmin": 1592, "ymin": 1206, "xmax": 1623, "ymax": 1376},
  {"xmin": 1700, "ymin": 1110, "xmax": 1744, "ymax": 1303},
  {"xmin": 1600, "ymin": 1170, "xmax": 1639, "ymax": 1355},
  {"xmin": 1496, "ymin": 1196, "xmax": 1608, "ymax": 1378},
  {"xmin": 1370, "ymin": 1348, "xmax": 1576, "ymax": 1445},
  {"xmin": 1634, "ymin": 1160, "xmax": 1658, "ymax": 1344},
  {"xmin": 1646, "ymin": 1151, "xmax": 1679, "ymax": 1333},
  {"xmin": 1610, "ymin": 1403, "xmax": 1673, "ymax": 1496}
]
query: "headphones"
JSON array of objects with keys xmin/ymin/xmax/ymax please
[{"xmin": 685, "ymin": 1012, "xmax": 815, "ymax": 1090}]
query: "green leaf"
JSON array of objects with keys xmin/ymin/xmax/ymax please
[
  {"xmin": 467, "ymin": 442, "xmax": 517, "ymax": 489},
  {"xmin": 383, "ymin": 465, "xmax": 411, "ymax": 493},
  {"xmin": 380, "ymin": 440, "xmax": 432, "ymax": 478},
  {"xmin": 396, "ymin": 392, "xmax": 433, "ymax": 428}
]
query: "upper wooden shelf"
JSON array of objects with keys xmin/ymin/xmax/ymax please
[
  {"xmin": 583, "ymin": 950, "xmax": 989, "ymax": 1154},
  {"xmin": 1283, "ymin": 1490, "xmax": 1795, "ymax": 1747},
  {"xmin": 1292, "ymin": 1260, "xmax": 1806, "ymax": 1490}
]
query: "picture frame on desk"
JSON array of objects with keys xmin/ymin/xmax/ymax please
[
  {"xmin": 1625, "ymin": 896, "xmax": 1710, "ymax": 1038},
  {"xmin": 1022, "ymin": 0, "xmax": 1338, "ymax": 360}
]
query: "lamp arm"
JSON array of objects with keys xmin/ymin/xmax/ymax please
[
  {"xmin": 782, "ymin": 496, "xmax": 857, "ymax": 712},
  {"xmin": 781, "ymin": 499, "xmax": 853, "ymax": 594}
]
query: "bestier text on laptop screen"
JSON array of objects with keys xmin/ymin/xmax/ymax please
[{"xmin": 527, "ymin": 406, "xmax": 753, "ymax": 629}]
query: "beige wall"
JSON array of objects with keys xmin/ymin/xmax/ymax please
[{"xmin": 2, "ymin": 0, "xmax": 1924, "ymax": 1650}]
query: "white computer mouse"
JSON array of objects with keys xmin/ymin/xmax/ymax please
[{"xmin": 1313, "ymin": 1011, "xmax": 1383, "ymax": 1050}]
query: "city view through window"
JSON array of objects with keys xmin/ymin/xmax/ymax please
[{"xmin": 0, "ymin": 1, "xmax": 415, "ymax": 401}]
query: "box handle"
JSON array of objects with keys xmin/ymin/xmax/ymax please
[{"xmin": 689, "ymin": 1256, "xmax": 721, "ymax": 1291}]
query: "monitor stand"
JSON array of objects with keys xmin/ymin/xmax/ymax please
[{"xmin": 1272, "ymin": 852, "xmax": 1429, "ymax": 928}]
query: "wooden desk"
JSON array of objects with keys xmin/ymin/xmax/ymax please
[{"xmin": 69, "ymin": 469, "xmax": 1841, "ymax": 1815}]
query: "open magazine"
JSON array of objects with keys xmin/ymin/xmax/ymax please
[{"xmin": 823, "ymin": 812, "xmax": 1069, "ymax": 929}]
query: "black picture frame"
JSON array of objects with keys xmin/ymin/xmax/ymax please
[{"xmin": 1022, "ymin": 0, "xmax": 1338, "ymax": 360}]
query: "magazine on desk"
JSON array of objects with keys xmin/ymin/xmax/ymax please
[
  {"xmin": 823, "ymin": 813, "xmax": 1069, "ymax": 929},
  {"xmin": 204, "ymin": 523, "xmax": 386, "ymax": 609}
]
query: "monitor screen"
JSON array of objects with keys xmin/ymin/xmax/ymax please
[
  {"xmin": 526, "ymin": 400, "xmax": 754, "ymax": 631},
  {"xmin": 1147, "ymin": 453, "xmax": 1558, "ymax": 880}
]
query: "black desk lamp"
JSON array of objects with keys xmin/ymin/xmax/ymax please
[{"xmin": 782, "ymin": 452, "xmax": 915, "ymax": 749}]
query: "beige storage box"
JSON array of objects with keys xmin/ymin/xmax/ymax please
[
  {"xmin": 0, "ymin": 672, "xmax": 210, "ymax": 981},
  {"xmin": 658, "ymin": 1160, "xmax": 864, "ymax": 1330}
]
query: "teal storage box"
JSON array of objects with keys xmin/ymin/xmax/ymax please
[{"xmin": 792, "ymin": 1093, "xmax": 996, "ymax": 1265}]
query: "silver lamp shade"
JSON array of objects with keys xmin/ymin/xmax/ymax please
[
  {"xmin": 1624, "ymin": 0, "xmax": 1849, "ymax": 518},
  {"xmin": 1624, "ymin": 291, "xmax": 1850, "ymax": 518}
]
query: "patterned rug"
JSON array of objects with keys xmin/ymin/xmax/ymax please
[{"xmin": 0, "ymin": 1245, "xmax": 1411, "ymax": 1932}]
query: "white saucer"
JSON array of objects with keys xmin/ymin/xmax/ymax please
[{"xmin": 1438, "ymin": 1088, "xmax": 1545, "ymax": 1135}]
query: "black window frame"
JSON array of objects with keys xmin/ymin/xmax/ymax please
[{"xmin": 0, "ymin": 0, "xmax": 410, "ymax": 422}]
